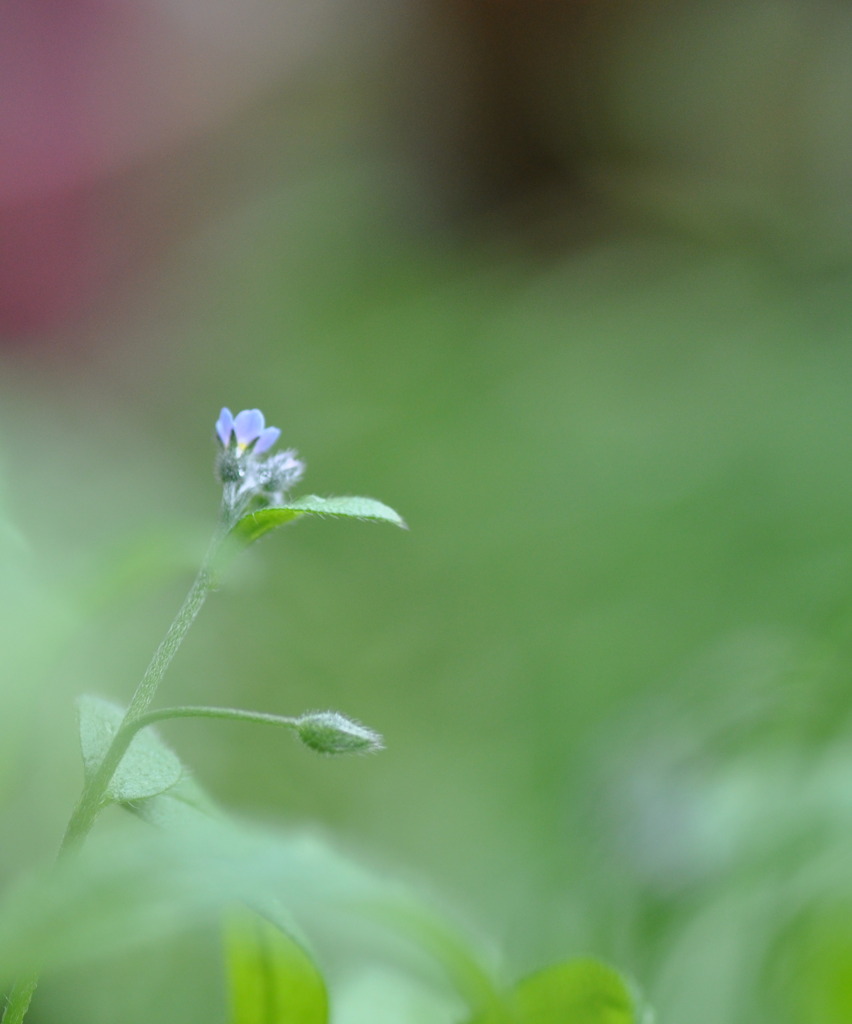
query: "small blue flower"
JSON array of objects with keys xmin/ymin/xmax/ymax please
[{"xmin": 216, "ymin": 407, "xmax": 281, "ymax": 454}]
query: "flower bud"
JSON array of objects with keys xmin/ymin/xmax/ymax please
[
  {"xmin": 294, "ymin": 711, "xmax": 384, "ymax": 755},
  {"xmin": 216, "ymin": 449, "xmax": 245, "ymax": 484}
]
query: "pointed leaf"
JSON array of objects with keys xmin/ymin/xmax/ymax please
[
  {"xmin": 225, "ymin": 906, "xmax": 328, "ymax": 1024},
  {"xmin": 231, "ymin": 495, "xmax": 406, "ymax": 547},
  {"xmin": 127, "ymin": 775, "xmax": 219, "ymax": 828},
  {"xmin": 77, "ymin": 696, "xmax": 184, "ymax": 803},
  {"xmin": 511, "ymin": 959, "xmax": 639, "ymax": 1024}
]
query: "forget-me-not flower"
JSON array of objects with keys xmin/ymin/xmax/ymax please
[
  {"xmin": 216, "ymin": 407, "xmax": 281, "ymax": 454},
  {"xmin": 215, "ymin": 407, "xmax": 304, "ymax": 512}
]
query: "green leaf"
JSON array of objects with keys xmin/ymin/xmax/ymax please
[
  {"xmin": 231, "ymin": 495, "xmax": 406, "ymax": 547},
  {"xmin": 127, "ymin": 774, "xmax": 219, "ymax": 828},
  {"xmin": 224, "ymin": 906, "xmax": 328, "ymax": 1024},
  {"xmin": 511, "ymin": 959, "xmax": 639, "ymax": 1024},
  {"xmin": 77, "ymin": 696, "xmax": 184, "ymax": 803}
]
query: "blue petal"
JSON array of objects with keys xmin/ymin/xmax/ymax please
[
  {"xmin": 215, "ymin": 407, "xmax": 234, "ymax": 446},
  {"xmin": 233, "ymin": 408, "xmax": 265, "ymax": 446},
  {"xmin": 254, "ymin": 426, "xmax": 281, "ymax": 454}
]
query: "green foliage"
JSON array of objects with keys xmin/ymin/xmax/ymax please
[
  {"xmin": 231, "ymin": 495, "xmax": 406, "ymax": 547},
  {"xmin": 128, "ymin": 775, "xmax": 219, "ymax": 828},
  {"xmin": 510, "ymin": 960, "xmax": 641, "ymax": 1024},
  {"xmin": 224, "ymin": 907, "xmax": 328, "ymax": 1024},
  {"xmin": 77, "ymin": 696, "xmax": 184, "ymax": 803},
  {"xmin": 466, "ymin": 959, "xmax": 643, "ymax": 1024},
  {"xmin": 0, "ymin": 806, "xmax": 501, "ymax": 1024},
  {"xmin": 51, "ymin": 695, "xmax": 492, "ymax": 1023}
]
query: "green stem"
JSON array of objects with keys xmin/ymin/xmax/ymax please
[
  {"xmin": 62, "ymin": 504, "xmax": 236, "ymax": 851},
  {"xmin": 2, "ymin": 507, "xmax": 236, "ymax": 1024},
  {"xmin": 133, "ymin": 706, "xmax": 299, "ymax": 732},
  {"xmin": 61, "ymin": 561, "xmax": 218, "ymax": 850}
]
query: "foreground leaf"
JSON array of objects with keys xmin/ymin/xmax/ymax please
[
  {"xmin": 127, "ymin": 774, "xmax": 219, "ymax": 828},
  {"xmin": 465, "ymin": 958, "xmax": 642, "ymax": 1024},
  {"xmin": 0, "ymin": 817, "xmax": 498, "ymax": 1010},
  {"xmin": 225, "ymin": 906, "xmax": 328, "ymax": 1024},
  {"xmin": 77, "ymin": 696, "xmax": 184, "ymax": 803},
  {"xmin": 512, "ymin": 959, "xmax": 638, "ymax": 1024},
  {"xmin": 231, "ymin": 495, "xmax": 406, "ymax": 547}
]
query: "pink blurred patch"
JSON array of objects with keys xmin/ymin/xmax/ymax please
[
  {"xmin": 0, "ymin": 0, "xmax": 154, "ymax": 203},
  {"xmin": 0, "ymin": 0, "xmax": 335, "ymax": 337},
  {"xmin": 0, "ymin": 189, "xmax": 99, "ymax": 335},
  {"xmin": 0, "ymin": 0, "xmax": 165, "ymax": 335}
]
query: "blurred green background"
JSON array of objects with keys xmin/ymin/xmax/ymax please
[{"xmin": 4, "ymin": 1, "xmax": 852, "ymax": 1021}]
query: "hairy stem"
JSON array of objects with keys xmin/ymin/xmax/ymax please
[
  {"xmin": 61, "ymin": 562, "xmax": 217, "ymax": 850},
  {"xmin": 134, "ymin": 705, "xmax": 298, "ymax": 732},
  {"xmin": 2, "ymin": 508, "xmax": 235, "ymax": 1024}
]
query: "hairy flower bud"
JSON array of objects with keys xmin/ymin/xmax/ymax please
[{"xmin": 294, "ymin": 711, "xmax": 384, "ymax": 755}]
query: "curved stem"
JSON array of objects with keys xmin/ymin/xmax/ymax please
[
  {"xmin": 60, "ymin": 563, "xmax": 219, "ymax": 851},
  {"xmin": 132, "ymin": 705, "xmax": 299, "ymax": 732},
  {"xmin": 60, "ymin": 503, "xmax": 236, "ymax": 852},
  {"xmin": 2, "ymin": 506, "xmax": 236, "ymax": 1024}
]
